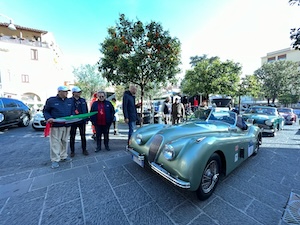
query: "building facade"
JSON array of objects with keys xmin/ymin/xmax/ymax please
[
  {"xmin": 261, "ymin": 47, "xmax": 300, "ymax": 66},
  {"xmin": 0, "ymin": 22, "xmax": 69, "ymax": 109}
]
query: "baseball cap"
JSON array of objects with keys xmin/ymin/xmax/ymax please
[
  {"xmin": 72, "ymin": 86, "xmax": 81, "ymax": 93},
  {"xmin": 57, "ymin": 86, "xmax": 70, "ymax": 91}
]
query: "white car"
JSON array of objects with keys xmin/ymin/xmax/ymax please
[{"xmin": 32, "ymin": 111, "xmax": 46, "ymax": 130}]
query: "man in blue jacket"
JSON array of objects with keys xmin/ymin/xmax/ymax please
[
  {"xmin": 43, "ymin": 86, "xmax": 74, "ymax": 169},
  {"xmin": 122, "ymin": 85, "xmax": 138, "ymax": 146},
  {"xmin": 69, "ymin": 86, "xmax": 89, "ymax": 157}
]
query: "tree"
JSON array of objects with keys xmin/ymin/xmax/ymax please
[
  {"xmin": 98, "ymin": 14, "xmax": 181, "ymax": 121},
  {"xmin": 73, "ymin": 64, "xmax": 108, "ymax": 100},
  {"xmin": 289, "ymin": 0, "xmax": 300, "ymax": 49},
  {"xmin": 181, "ymin": 55, "xmax": 242, "ymax": 100},
  {"xmin": 254, "ymin": 60, "xmax": 299, "ymax": 104}
]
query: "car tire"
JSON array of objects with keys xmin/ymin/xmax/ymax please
[
  {"xmin": 253, "ymin": 133, "xmax": 262, "ymax": 156},
  {"xmin": 18, "ymin": 114, "xmax": 30, "ymax": 127},
  {"xmin": 196, "ymin": 153, "xmax": 221, "ymax": 200}
]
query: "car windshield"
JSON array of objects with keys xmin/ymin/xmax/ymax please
[
  {"xmin": 246, "ymin": 107, "xmax": 276, "ymax": 115},
  {"xmin": 193, "ymin": 108, "xmax": 237, "ymax": 126},
  {"xmin": 278, "ymin": 108, "xmax": 292, "ymax": 113}
]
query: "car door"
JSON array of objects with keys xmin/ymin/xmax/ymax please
[{"xmin": 2, "ymin": 98, "xmax": 20, "ymax": 125}]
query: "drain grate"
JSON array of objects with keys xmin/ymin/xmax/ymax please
[{"xmin": 282, "ymin": 192, "xmax": 300, "ymax": 224}]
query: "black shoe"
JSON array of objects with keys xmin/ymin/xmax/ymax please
[
  {"xmin": 95, "ymin": 148, "xmax": 101, "ymax": 152},
  {"xmin": 83, "ymin": 150, "xmax": 89, "ymax": 155},
  {"xmin": 105, "ymin": 146, "xmax": 110, "ymax": 151},
  {"xmin": 70, "ymin": 152, "xmax": 75, "ymax": 157}
]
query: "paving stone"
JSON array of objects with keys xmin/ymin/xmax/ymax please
[
  {"xmin": 0, "ymin": 170, "xmax": 31, "ymax": 185},
  {"xmin": 31, "ymin": 173, "xmax": 54, "ymax": 190},
  {"xmin": 0, "ymin": 196, "xmax": 44, "ymax": 225},
  {"xmin": 189, "ymin": 213, "xmax": 219, "ymax": 225},
  {"xmin": 104, "ymin": 165, "xmax": 135, "ymax": 188},
  {"xmin": 127, "ymin": 202, "xmax": 173, "ymax": 225},
  {"xmin": 168, "ymin": 200, "xmax": 201, "ymax": 225},
  {"xmin": 113, "ymin": 180, "xmax": 152, "ymax": 214},
  {"xmin": 45, "ymin": 178, "xmax": 80, "ymax": 209},
  {"xmin": 140, "ymin": 175, "xmax": 186, "ymax": 213},
  {"xmin": 246, "ymin": 199, "xmax": 282, "ymax": 225},
  {"xmin": 87, "ymin": 161, "xmax": 107, "ymax": 173},
  {"xmin": 41, "ymin": 198, "xmax": 84, "ymax": 225},
  {"xmin": 104, "ymin": 155, "xmax": 132, "ymax": 168},
  {"xmin": 0, "ymin": 178, "xmax": 32, "ymax": 199},
  {"xmin": 53, "ymin": 166, "xmax": 89, "ymax": 183},
  {"xmin": 84, "ymin": 198, "xmax": 129, "ymax": 225},
  {"xmin": 203, "ymin": 197, "xmax": 260, "ymax": 225},
  {"xmin": 214, "ymin": 183, "xmax": 253, "ymax": 211}
]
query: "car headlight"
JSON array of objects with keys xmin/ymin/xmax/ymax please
[
  {"xmin": 136, "ymin": 134, "xmax": 143, "ymax": 145},
  {"xmin": 0, "ymin": 113, "xmax": 4, "ymax": 123},
  {"xmin": 163, "ymin": 144, "xmax": 175, "ymax": 161},
  {"xmin": 265, "ymin": 120, "xmax": 273, "ymax": 126}
]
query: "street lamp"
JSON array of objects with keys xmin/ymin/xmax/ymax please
[{"xmin": 0, "ymin": 13, "xmax": 17, "ymax": 30}]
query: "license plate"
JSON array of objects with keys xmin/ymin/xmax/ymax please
[{"xmin": 132, "ymin": 155, "xmax": 144, "ymax": 167}]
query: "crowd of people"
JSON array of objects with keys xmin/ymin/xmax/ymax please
[{"xmin": 43, "ymin": 85, "xmax": 137, "ymax": 169}]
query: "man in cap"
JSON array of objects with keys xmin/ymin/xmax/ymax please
[
  {"xmin": 69, "ymin": 86, "xmax": 89, "ymax": 157},
  {"xmin": 43, "ymin": 86, "xmax": 74, "ymax": 169}
]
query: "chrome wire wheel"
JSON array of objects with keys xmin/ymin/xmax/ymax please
[{"xmin": 201, "ymin": 160, "xmax": 219, "ymax": 193}]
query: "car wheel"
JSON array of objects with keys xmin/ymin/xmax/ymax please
[
  {"xmin": 253, "ymin": 133, "xmax": 262, "ymax": 156},
  {"xmin": 196, "ymin": 153, "xmax": 221, "ymax": 200},
  {"xmin": 18, "ymin": 115, "xmax": 30, "ymax": 127}
]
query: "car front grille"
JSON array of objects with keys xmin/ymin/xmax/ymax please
[
  {"xmin": 41, "ymin": 120, "xmax": 46, "ymax": 126},
  {"xmin": 148, "ymin": 134, "xmax": 163, "ymax": 162}
]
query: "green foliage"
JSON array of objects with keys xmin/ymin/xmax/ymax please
[
  {"xmin": 254, "ymin": 60, "xmax": 300, "ymax": 104},
  {"xmin": 289, "ymin": 0, "xmax": 300, "ymax": 49},
  {"xmin": 181, "ymin": 55, "xmax": 242, "ymax": 98},
  {"xmin": 239, "ymin": 75, "xmax": 261, "ymax": 98},
  {"xmin": 98, "ymin": 14, "xmax": 181, "ymax": 111},
  {"xmin": 72, "ymin": 64, "xmax": 108, "ymax": 99}
]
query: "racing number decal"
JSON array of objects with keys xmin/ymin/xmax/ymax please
[{"xmin": 248, "ymin": 141, "xmax": 254, "ymax": 157}]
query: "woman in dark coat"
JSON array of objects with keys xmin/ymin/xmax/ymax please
[{"xmin": 90, "ymin": 91, "xmax": 115, "ymax": 151}]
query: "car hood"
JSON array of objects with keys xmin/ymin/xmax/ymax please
[{"xmin": 156, "ymin": 121, "xmax": 230, "ymax": 140}]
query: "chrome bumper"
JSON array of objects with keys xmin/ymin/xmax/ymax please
[{"xmin": 128, "ymin": 147, "xmax": 191, "ymax": 189}]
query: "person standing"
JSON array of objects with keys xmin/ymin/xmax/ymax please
[
  {"xmin": 162, "ymin": 96, "xmax": 172, "ymax": 124},
  {"xmin": 69, "ymin": 86, "xmax": 89, "ymax": 157},
  {"xmin": 43, "ymin": 86, "xmax": 74, "ymax": 169},
  {"xmin": 90, "ymin": 93, "xmax": 98, "ymax": 140},
  {"xmin": 122, "ymin": 85, "xmax": 138, "ymax": 145},
  {"xmin": 110, "ymin": 97, "xmax": 119, "ymax": 135},
  {"xmin": 171, "ymin": 98, "xmax": 185, "ymax": 125},
  {"xmin": 90, "ymin": 91, "xmax": 115, "ymax": 152}
]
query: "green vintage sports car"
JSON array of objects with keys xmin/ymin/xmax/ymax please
[
  {"xmin": 127, "ymin": 108, "xmax": 262, "ymax": 200},
  {"xmin": 242, "ymin": 105, "xmax": 284, "ymax": 137}
]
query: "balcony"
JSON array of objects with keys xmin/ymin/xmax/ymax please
[{"xmin": 0, "ymin": 34, "xmax": 49, "ymax": 48}]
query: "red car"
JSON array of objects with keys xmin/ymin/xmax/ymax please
[{"xmin": 278, "ymin": 108, "xmax": 297, "ymax": 125}]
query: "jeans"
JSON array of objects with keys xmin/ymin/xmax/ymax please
[
  {"xmin": 95, "ymin": 124, "xmax": 111, "ymax": 149},
  {"xmin": 128, "ymin": 121, "xmax": 136, "ymax": 144}
]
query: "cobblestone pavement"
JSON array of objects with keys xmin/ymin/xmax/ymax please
[{"xmin": 0, "ymin": 121, "xmax": 299, "ymax": 225}]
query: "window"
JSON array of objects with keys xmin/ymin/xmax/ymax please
[
  {"xmin": 31, "ymin": 49, "xmax": 38, "ymax": 60},
  {"xmin": 267, "ymin": 57, "xmax": 275, "ymax": 62},
  {"xmin": 21, "ymin": 74, "xmax": 29, "ymax": 83},
  {"xmin": 277, "ymin": 54, "xmax": 286, "ymax": 60},
  {"xmin": 3, "ymin": 98, "xmax": 18, "ymax": 108}
]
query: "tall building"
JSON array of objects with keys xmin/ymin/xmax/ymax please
[
  {"xmin": 0, "ymin": 22, "xmax": 70, "ymax": 109},
  {"xmin": 261, "ymin": 47, "xmax": 300, "ymax": 66}
]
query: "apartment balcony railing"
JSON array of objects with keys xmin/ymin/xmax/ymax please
[{"xmin": 0, "ymin": 34, "xmax": 49, "ymax": 48}]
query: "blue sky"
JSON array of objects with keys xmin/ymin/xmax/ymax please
[{"xmin": 1, "ymin": 0, "xmax": 299, "ymax": 79}]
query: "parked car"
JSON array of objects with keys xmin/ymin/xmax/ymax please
[
  {"xmin": 242, "ymin": 105, "xmax": 284, "ymax": 136},
  {"xmin": 278, "ymin": 108, "xmax": 297, "ymax": 125},
  {"xmin": 0, "ymin": 97, "xmax": 32, "ymax": 130},
  {"xmin": 32, "ymin": 110, "xmax": 46, "ymax": 130},
  {"xmin": 127, "ymin": 108, "xmax": 262, "ymax": 200}
]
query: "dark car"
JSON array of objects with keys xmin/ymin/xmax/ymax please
[{"xmin": 0, "ymin": 97, "xmax": 32, "ymax": 130}]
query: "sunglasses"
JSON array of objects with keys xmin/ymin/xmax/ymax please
[{"xmin": 98, "ymin": 96, "xmax": 105, "ymax": 98}]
